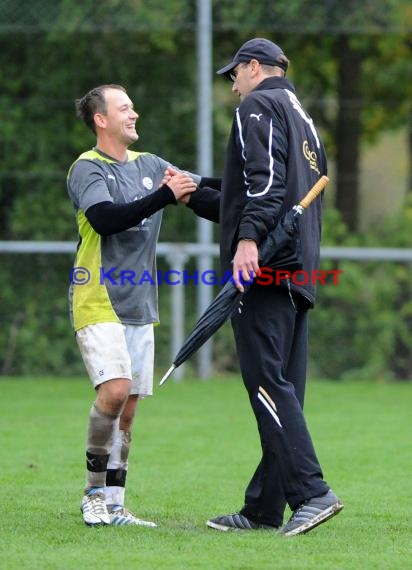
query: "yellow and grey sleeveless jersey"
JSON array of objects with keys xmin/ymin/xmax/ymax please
[{"xmin": 67, "ymin": 148, "xmax": 197, "ymax": 331}]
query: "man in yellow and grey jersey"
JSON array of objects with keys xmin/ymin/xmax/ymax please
[{"xmin": 67, "ymin": 84, "xmax": 198, "ymax": 527}]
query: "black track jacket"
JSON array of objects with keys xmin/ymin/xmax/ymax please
[{"xmin": 189, "ymin": 76, "xmax": 327, "ymax": 305}]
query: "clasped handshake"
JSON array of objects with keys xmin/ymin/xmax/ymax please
[
  {"xmin": 161, "ymin": 167, "xmax": 196, "ymax": 204},
  {"xmin": 160, "ymin": 166, "xmax": 258, "ymax": 293}
]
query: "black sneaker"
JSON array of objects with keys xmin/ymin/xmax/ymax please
[
  {"xmin": 281, "ymin": 490, "xmax": 343, "ymax": 536},
  {"xmin": 207, "ymin": 512, "xmax": 278, "ymax": 532}
]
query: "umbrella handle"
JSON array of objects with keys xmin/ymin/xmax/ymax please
[{"xmin": 298, "ymin": 175, "xmax": 329, "ymax": 210}]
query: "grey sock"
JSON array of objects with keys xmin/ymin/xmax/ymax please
[{"xmin": 86, "ymin": 404, "xmax": 119, "ymax": 488}]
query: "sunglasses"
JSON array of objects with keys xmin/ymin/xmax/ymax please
[{"xmin": 229, "ymin": 62, "xmax": 250, "ymax": 82}]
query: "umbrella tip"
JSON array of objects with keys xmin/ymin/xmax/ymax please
[{"xmin": 159, "ymin": 364, "xmax": 176, "ymax": 386}]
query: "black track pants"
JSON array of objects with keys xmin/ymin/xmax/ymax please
[{"xmin": 231, "ymin": 284, "xmax": 329, "ymax": 527}]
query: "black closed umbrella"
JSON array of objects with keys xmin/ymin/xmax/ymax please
[{"xmin": 160, "ymin": 175, "xmax": 329, "ymax": 386}]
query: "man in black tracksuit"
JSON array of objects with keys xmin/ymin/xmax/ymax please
[{"xmin": 184, "ymin": 38, "xmax": 343, "ymax": 536}]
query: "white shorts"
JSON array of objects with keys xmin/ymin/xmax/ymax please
[{"xmin": 76, "ymin": 322, "xmax": 154, "ymax": 397}]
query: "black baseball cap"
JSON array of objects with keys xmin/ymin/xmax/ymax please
[{"xmin": 216, "ymin": 38, "xmax": 288, "ymax": 79}]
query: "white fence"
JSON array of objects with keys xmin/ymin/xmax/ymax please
[{"xmin": 1, "ymin": 241, "xmax": 412, "ymax": 379}]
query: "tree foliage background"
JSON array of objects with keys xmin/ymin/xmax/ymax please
[{"xmin": 0, "ymin": 0, "xmax": 411, "ymax": 379}]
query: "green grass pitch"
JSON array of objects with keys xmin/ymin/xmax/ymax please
[{"xmin": 0, "ymin": 375, "xmax": 411, "ymax": 569}]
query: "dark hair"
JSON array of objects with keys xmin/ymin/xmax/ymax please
[{"xmin": 75, "ymin": 84, "xmax": 126, "ymax": 134}]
